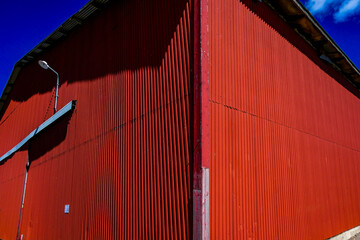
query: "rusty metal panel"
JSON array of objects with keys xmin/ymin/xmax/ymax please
[
  {"xmin": 209, "ymin": 0, "xmax": 360, "ymax": 239},
  {"xmin": 0, "ymin": 0, "xmax": 192, "ymax": 239}
]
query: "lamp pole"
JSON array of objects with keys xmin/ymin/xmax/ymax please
[{"xmin": 38, "ymin": 60, "xmax": 59, "ymax": 113}]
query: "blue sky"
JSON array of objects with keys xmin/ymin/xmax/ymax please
[
  {"xmin": 0, "ymin": 0, "xmax": 359, "ymax": 96},
  {"xmin": 299, "ymin": 0, "xmax": 360, "ymax": 68},
  {"xmin": 0, "ymin": 0, "xmax": 88, "ymax": 94}
]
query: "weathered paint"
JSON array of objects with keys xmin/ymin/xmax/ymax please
[
  {"xmin": 0, "ymin": 0, "xmax": 192, "ymax": 239},
  {"xmin": 193, "ymin": 0, "xmax": 210, "ymax": 238},
  {"xmin": 209, "ymin": 0, "xmax": 360, "ymax": 239}
]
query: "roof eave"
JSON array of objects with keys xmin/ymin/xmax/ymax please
[
  {"xmin": 264, "ymin": 0, "xmax": 360, "ymax": 89},
  {"xmin": 0, "ymin": 0, "xmax": 111, "ymax": 116}
]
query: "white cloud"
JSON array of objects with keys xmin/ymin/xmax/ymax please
[
  {"xmin": 305, "ymin": 0, "xmax": 360, "ymax": 22},
  {"xmin": 334, "ymin": 0, "xmax": 360, "ymax": 22},
  {"xmin": 306, "ymin": 0, "xmax": 332, "ymax": 13}
]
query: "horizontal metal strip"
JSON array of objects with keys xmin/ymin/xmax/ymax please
[{"xmin": 0, "ymin": 100, "xmax": 76, "ymax": 162}]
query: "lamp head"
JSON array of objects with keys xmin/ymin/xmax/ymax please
[{"xmin": 38, "ymin": 60, "xmax": 49, "ymax": 70}]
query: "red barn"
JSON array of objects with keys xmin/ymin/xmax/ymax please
[{"xmin": 0, "ymin": 0, "xmax": 360, "ymax": 239}]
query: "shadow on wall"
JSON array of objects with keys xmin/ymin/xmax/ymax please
[
  {"xmin": 8, "ymin": 0, "xmax": 190, "ymax": 102},
  {"xmin": 28, "ymin": 112, "xmax": 72, "ymax": 164},
  {"xmin": 0, "ymin": 111, "xmax": 72, "ymax": 166}
]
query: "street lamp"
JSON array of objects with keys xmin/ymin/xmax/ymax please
[{"xmin": 38, "ymin": 60, "xmax": 59, "ymax": 113}]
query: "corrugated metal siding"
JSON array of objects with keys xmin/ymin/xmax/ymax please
[
  {"xmin": 209, "ymin": 0, "xmax": 360, "ymax": 239},
  {"xmin": 0, "ymin": 151, "xmax": 27, "ymax": 240},
  {"xmin": 0, "ymin": 0, "xmax": 192, "ymax": 239}
]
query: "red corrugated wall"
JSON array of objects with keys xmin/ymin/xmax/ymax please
[
  {"xmin": 0, "ymin": 151, "xmax": 27, "ymax": 240},
  {"xmin": 209, "ymin": 0, "xmax": 360, "ymax": 239},
  {"xmin": 0, "ymin": 0, "xmax": 192, "ymax": 239}
]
